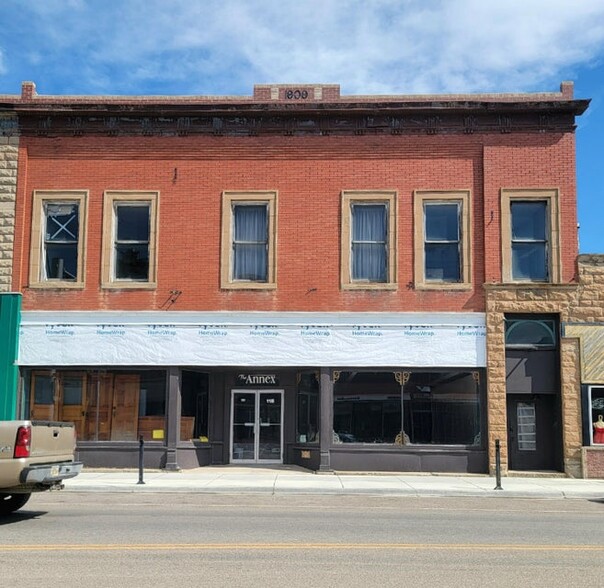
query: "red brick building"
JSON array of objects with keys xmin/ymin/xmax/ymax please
[{"xmin": 2, "ymin": 81, "xmax": 597, "ymax": 474}]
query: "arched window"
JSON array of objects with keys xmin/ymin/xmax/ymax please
[{"xmin": 505, "ymin": 319, "xmax": 557, "ymax": 347}]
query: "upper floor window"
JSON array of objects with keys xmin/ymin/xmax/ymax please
[
  {"xmin": 102, "ymin": 191, "xmax": 159, "ymax": 289},
  {"xmin": 29, "ymin": 190, "xmax": 87, "ymax": 289},
  {"xmin": 414, "ymin": 190, "xmax": 471, "ymax": 289},
  {"xmin": 352, "ymin": 203, "xmax": 387, "ymax": 281},
  {"xmin": 341, "ymin": 191, "xmax": 397, "ymax": 290},
  {"xmin": 233, "ymin": 204, "xmax": 268, "ymax": 281},
  {"xmin": 510, "ymin": 201, "xmax": 548, "ymax": 281},
  {"xmin": 221, "ymin": 191, "xmax": 277, "ymax": 290},
  {"xmin": 501, "ymin": 189, "xmax": 560, "ymax": 283},
  {"xmin": 114, "ymin": 204, "xmax": 150, "ymax": 280}
]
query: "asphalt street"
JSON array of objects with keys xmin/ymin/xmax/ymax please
[{"xmin": 1, "ymin": 493, "xmax": 603, "ymax": 588}]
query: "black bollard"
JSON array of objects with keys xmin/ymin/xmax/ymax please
[
  {"xmin": 494, "ymin": 439, "xmax": 503, "ymax": 490},
  {"xmin": 137, "ymin": 435, "xmax": 145, "ymax": 485}
]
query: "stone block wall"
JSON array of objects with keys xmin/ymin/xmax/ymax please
[
  {"xmin": 0, "ymin": 116, "xmax": 19, "ymax": 293},
  {"xmin": 485, "ymin": 255, "xmax": 604, "ymax": 478}
]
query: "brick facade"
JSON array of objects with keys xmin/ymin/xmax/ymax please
[
  {"xmin": 3, "ymin": 81, "xmax": 597, "ymax": 474},
  {"xmin": 11, "ymin": 135, "xmax": 581, "ymax": 313}
]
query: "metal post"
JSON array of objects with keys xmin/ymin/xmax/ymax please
[
  {"xmin": 137, "ymin": 435, "xmax": 145, "ymax": 484},
  {"xmin": 494, "ymin": 438, "xmax": 503, "ymax": 490}
]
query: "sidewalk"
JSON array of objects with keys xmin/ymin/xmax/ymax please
[{"xmin": 63, "ymin": 466, "xmax": 604, "ymax": 500}]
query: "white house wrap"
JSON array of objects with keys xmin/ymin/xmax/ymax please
[{"xmin": 19, "ymin": 311, "xmax": 486, "ymax": 368}]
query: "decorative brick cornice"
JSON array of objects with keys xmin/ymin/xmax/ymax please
[
  {"xmin": 11, "ymin": 107, "xmax": 582, "ymax": 138},
  {"xmin": 2, "ymin": 80, "xmax": 588, "ymax": 138}
]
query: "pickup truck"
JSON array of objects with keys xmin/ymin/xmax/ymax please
[{"xmin": 0, "ymin": 420, "xmax": 82, "ymax": 515}]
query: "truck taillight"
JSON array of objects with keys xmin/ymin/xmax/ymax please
[{"xmin": 14, "ymin": 425, "xmax": 31, "ymax": 458}]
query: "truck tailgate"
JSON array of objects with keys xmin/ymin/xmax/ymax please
[{"xmin": 30, "ymin": 421, "xmax": 77, "ymax": 461}]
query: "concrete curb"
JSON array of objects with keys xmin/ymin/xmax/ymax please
[{"xmin": 61, "ymin": 471, "xmax": 604, "ymax": 500}]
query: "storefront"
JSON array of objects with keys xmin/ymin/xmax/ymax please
[{"xmin": 17, "ymin": 311, "xmax": 487, "ymax": 472}]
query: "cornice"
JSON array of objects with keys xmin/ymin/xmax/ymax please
[{"xmin": 8, "ymin": 106, "xmax": 581, "ymax": 138}]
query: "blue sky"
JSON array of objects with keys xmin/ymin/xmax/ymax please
[{"xmin": 1, "ymin": 0, "xmax": 603, "ymax": 253}]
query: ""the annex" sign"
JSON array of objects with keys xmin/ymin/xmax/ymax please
[{"xmin": 236, "ymin": 374, "xmax": 279, "ymax": 386}]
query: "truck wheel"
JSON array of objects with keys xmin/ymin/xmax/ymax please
[{"xmin": 0, "ymin": 493, "xmax": 32, "ymax": 515}]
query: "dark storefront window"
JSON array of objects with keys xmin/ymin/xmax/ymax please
[
  {"xmin": 138, "ymin": 372, "xmax": 166, "ymax": 416},
  {"xmin": 403, "ymin": 372, "xmax": 480, "ymax": 445},
  {"xmin": 181, "ymin": 370, "xmax": 209, "ymax": 441},
  {"xmin": 297, "ymin": 372, "xmax": 319, "ymax": 443},
  {"xmin": 333, "ymin": 370, "xmax": 481, "ymax": 446},
  {"xmin": 25, "ymin": 369, "xmax": 166, "ymax": 442},
  {"xmin": 334, "ymin": 372, "xmax": 402, "ymax": 444}
]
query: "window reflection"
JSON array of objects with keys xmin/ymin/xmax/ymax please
[
  {"xmin": 297, "ymin": 372, "xmax": 319, "ymax": 443},
  {"xmin": 334, "ymin": 372, "xmax": 401, "ymax": 444},
  {"xmin": 332, "ymin": 371, "xmax": 481, "ymax": 446},
  {"xmin": 403, "ymin": 372, "xmax": 480, "ymax": 445},
  {"xmin": 181, "ymin": 370, "xmax": 209, "ymax": 441}
]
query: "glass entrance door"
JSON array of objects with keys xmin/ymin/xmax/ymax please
[{"xmin": 231, "ymin": 390, "xmax": 283, "ymax": 463}]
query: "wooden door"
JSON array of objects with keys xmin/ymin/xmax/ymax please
[
  {"xmin": 30, "ymin": 372, "xmax": 57, "ymax": 421},
  {"xmin": 111, "ymin": 374, "xmax": 140, "ymax": 441},
  {"xmin": 86, "ymin": 374, "xmax": 114, "ymax": 441},
  {"xmin": 59, "ymin": 373, "xmax": 87, "ymax": 440}
]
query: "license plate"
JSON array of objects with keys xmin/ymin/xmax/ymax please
[{"xmin": 50, "ymin": 465, "xmax": 60, "ymax": 477}]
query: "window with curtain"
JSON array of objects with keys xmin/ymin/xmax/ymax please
[
  {"xmin": 424, "ymin": 202, "xmax": 461, "ymax": 282},
  {"xmin": 511, "ymin": 201, "xmax": 548, "ymax": 281},
  {"xmin": 221, "ymin": 192, "xmax": 277, "ymax": 290},
  {"xmin": 351, "ymin": 203, "xmax": 387, "ymax": 282},
  {"xmin": 232, "ymin": 204, "xmax": 268, "ymax": 281}
]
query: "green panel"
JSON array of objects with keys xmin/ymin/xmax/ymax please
[{"xmin": 0, "ymin": 293, "xmax": 21, "ymax": 419}]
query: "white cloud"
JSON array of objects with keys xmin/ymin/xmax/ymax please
[{"xmin": 4, "ymin": 0, "xmax": 604, "ymax": 94}]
